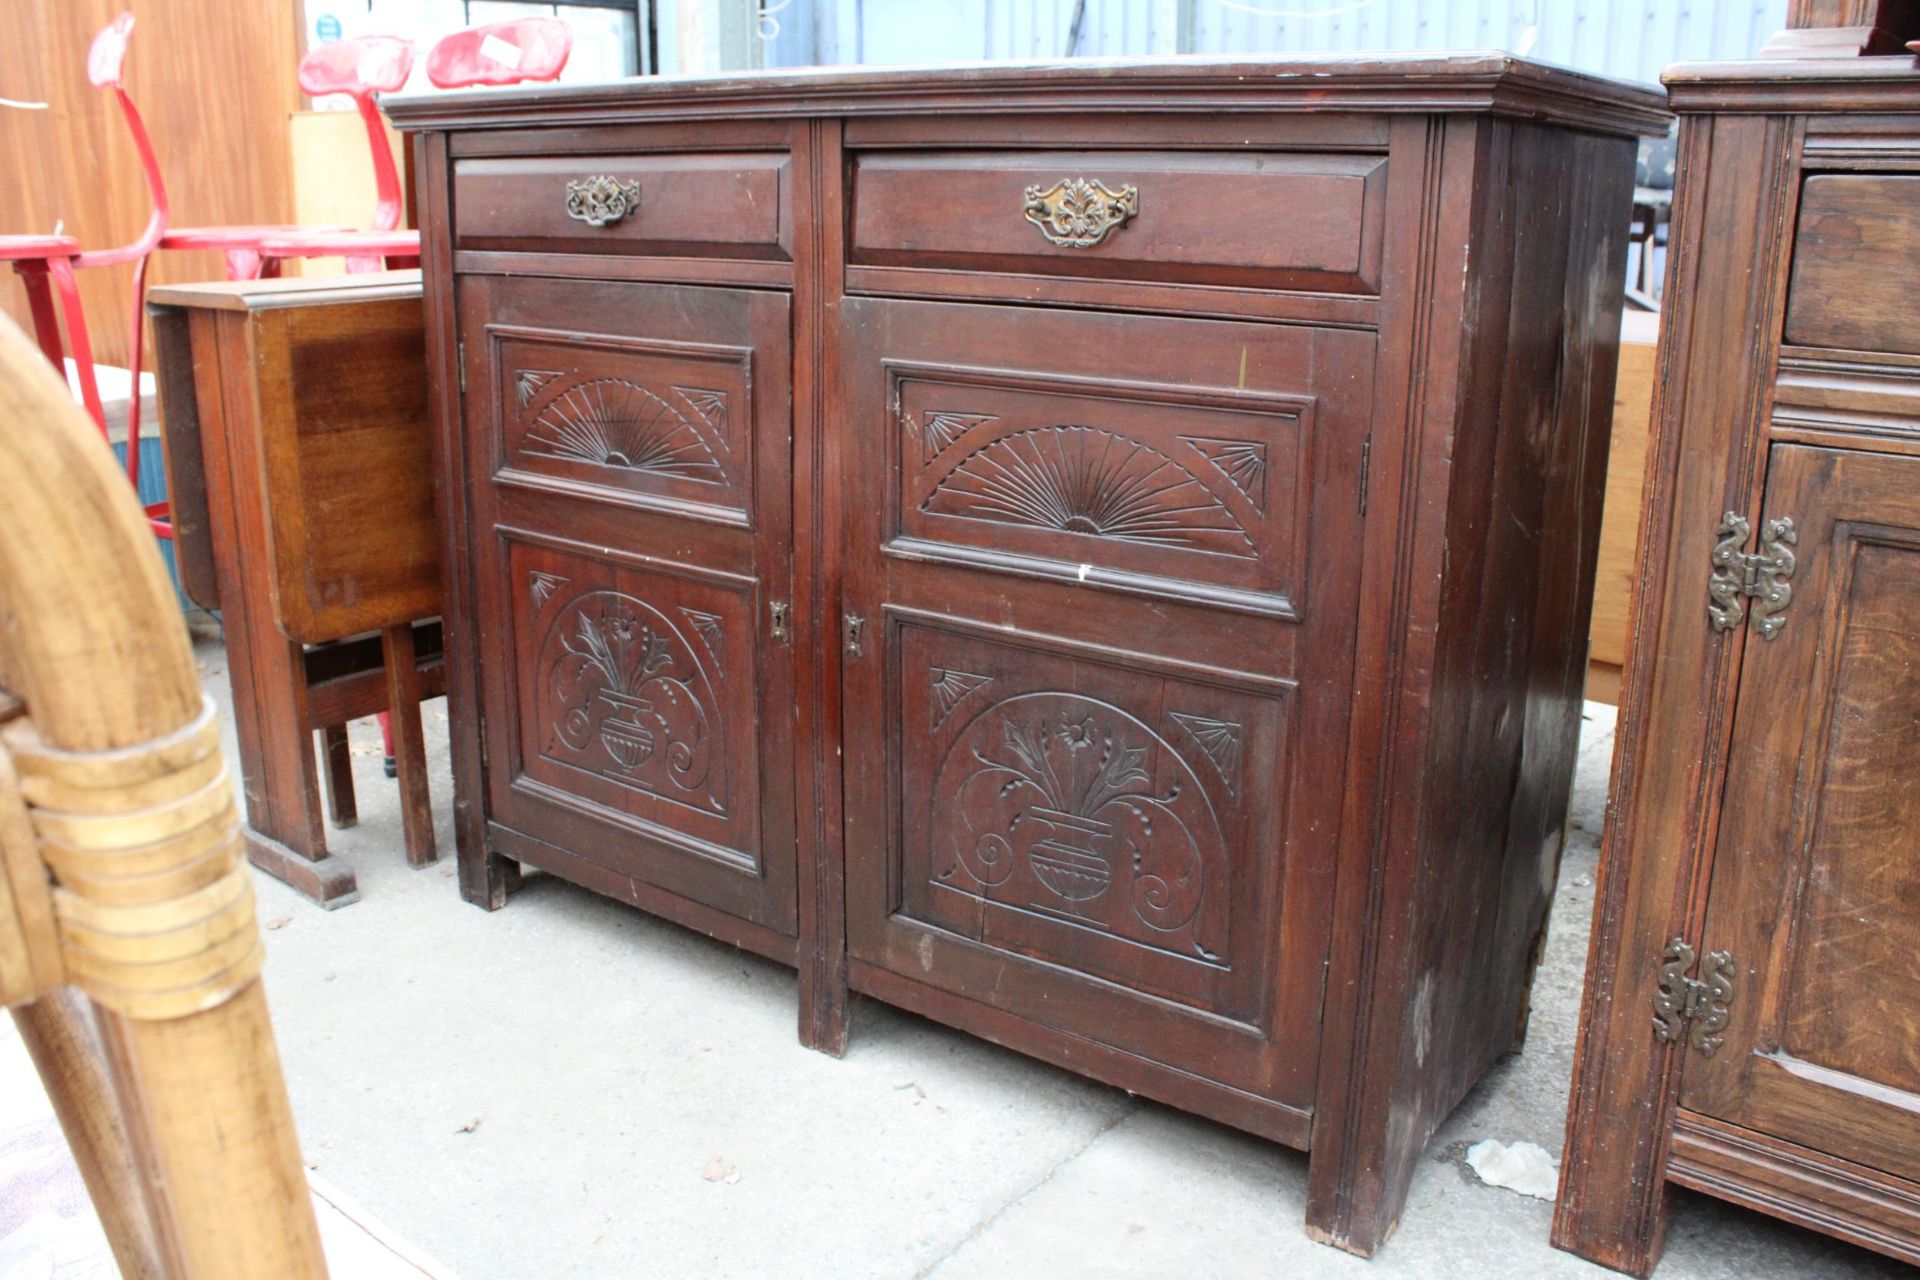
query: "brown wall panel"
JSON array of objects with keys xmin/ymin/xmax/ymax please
[{"xmin": 0, "ymin": 0, "xmax": 303, "ymax": 369}]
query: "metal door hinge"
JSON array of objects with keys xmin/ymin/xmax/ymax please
[
  {"xmin": 1652, "ymin": 937, "xmax": 1735, "ymax": 1056},
  {"xmin": 844, "ymin": 613, "xmax": 865, "ymax": 657},
  {"xmin": 476, "ymin": 713, "xmax": 489, "ymax": 770},
  {"xmin": 457, "ymin": 340, "xmax": 467, "ymax": 395},
  {"xmin": 1357, "ymin": 437, "xmax": 1372, "ymax": 516},
  {"xmin": 1708, "ymin": 511, "xmax": 1796, "ymax": 639},
  {"xmin": 769, "ymin": 600, "xmax": 790, "ymax": 644}
]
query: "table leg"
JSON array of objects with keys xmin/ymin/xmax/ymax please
[
  {"xmin": 382, "ymin": 624, "xmax": 438, "ymax": 868},
  {"xmin": 319, "ymin": 723, "xmax": 357, "ymax": 828}
]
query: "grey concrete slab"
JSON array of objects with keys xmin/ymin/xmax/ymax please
[{"xmin": 202, "ymin": 639, "xmax": 1902, "ymax": 1279}]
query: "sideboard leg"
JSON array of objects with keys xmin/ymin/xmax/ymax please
[
  {"xmin": 798, "ymin": 954, "xmax": 850, "ymax": 1057},
  {"xmin": 1301, "ymin": 1111, "xmax": 1414, "ymax": 1258},
  {"xmin": 458, "ymin": 846, "xmax": 518, "ymax": 911}
]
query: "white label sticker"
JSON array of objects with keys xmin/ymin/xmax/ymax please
[{"xmin": 480, "ymin": 33, "xmax": 525, "ymax": 70}]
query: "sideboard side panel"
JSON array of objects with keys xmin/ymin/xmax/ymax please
[{"xmin": 1411, "ymin": 116, "xmax": 1635, "ymax": 1136}]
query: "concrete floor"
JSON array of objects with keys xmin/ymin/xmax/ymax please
[{"xmin": 169, "ymin": 635, "xmax": 1913, "ymax": 1277}]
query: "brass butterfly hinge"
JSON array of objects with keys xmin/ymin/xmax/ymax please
[
  {"xmin": 1651, "ymin": 938, "xmax": 1735, "ymax": 1056},
  {"xmin": 1021, "ymin": 178, "xmax": 1139, "ymax": 249},
  {"xmin": 1707, "ymin": 511, "xmax": 1797, "ymax": 639}
]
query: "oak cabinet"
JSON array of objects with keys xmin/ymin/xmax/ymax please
[
  {"xmin": 1556, "ymin": 57, "xmax": 1920, "ymax": 1276},
  {"xmin": 389, "ymin": 57, "xmax": 1663, "ymax": 1256}
]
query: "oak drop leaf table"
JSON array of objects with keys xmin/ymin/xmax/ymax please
[{"xmin": 151, "ymin": 271, "xmax": 446, "ymax": 907}]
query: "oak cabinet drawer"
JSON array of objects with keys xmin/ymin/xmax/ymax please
[
  {"xmin": 1784, "ymin": 173, "xmax": 1920, "ymax": 357},
  {"xmin": 452, "ymin": 152, "xmax": 791, "ymax": 260},
  {"xmin": 850, "ymin": 149, "xmax": 1386, "ymax": 294}
]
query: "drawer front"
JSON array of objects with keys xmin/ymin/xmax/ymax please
[
  {"xmin": 453, "ymin": 153, "xmax": 791, "ymax": 259},
  {"xmin": 851, "ymin": 149, "xmax": 1385, "ymax": 293},
  {"xmin": 1784, "ymin": 173, "xmax": 1920, "ymax": 357}
]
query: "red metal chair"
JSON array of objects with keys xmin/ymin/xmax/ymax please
[
  {"xmin": 162, "ymin": 35, "xmax": 415, "ymax": 279},
  {"xmin": 424, "ymin": 16, "xmax": 573, "ymax": 88},
  {"xmin": 1, "ymin": 13, "xmax": 171, "ymax": 538},
  {"xmin": 270, "ymin": 18, "xmax": 572, "ymax": 778},
  {"xmin": 258, "ymin": 19, "xmax": 574, "ymax": 275}
]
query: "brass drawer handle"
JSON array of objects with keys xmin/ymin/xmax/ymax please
[
  {"xmin": 564, "ymin": 175, "xmax": 640, "ymax": 227},
  {"xmin": 1021, "ymin": 177, "xmax": 1139, "ymax": 248}
]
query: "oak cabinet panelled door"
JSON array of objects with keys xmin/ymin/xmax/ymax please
[
  {"xmin": 1556, "ymin": 53, "xmax": 1920, "ymax": 1277},
  {"xmin": 1681, "ymin": 446, "xmax": 1920, "ymax": 1185},
  {"xmin": 456, "ymin": 275, "xmax": 798, "ymax": 941},
  {"xmin": 839, "ymin": 299, "xmax": 1373, "ymax": 1130},
  {"xmin": 392, "ymin": 57, "xmax": 1665, "ymax": 1256}
]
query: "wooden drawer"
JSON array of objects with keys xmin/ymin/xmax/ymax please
[
  {"xmin": 1784, "ymin": 173, "xmax": 1920, "ymax": 357},
  {"xmin": 850, "ymin": 149, "xmax": 1386, "ymax": 294},
  {"xmin": 452, "ymin": 152, "xmax": 791, "ymax": 260}
]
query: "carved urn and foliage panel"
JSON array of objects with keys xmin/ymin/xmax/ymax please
[
  {"xmin": 896, "ymin": 620, "xmax": 1287, "ymax": 1025},
  {"xmin": 890, "ymin": 364, "xmax": 1315, "ymax": 616},
  {"xmin": 490, "ymin": 328, "xmax": 754, "ymax": 524},
  {"xmin": 504, "ymin": 539, "xmax": 766, "ymax": 876}
]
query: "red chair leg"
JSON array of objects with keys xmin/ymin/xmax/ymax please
[
  {"xmin": 122, "ymin": 254, "xmax": 171, "ymax": 540},
  {"xmin": 377, "ymin": 711, "xmax": 395, "ymax": 778},
  {"xmin": 46, "ymin": 256, "xmax": 107, "ymax": 436},
  {"xmin": 13, "ymin": 263, "xmax": 67, "ymax": 368},
  {"xmin": 223, "ymin": 247, "xmax": 267, "ymax": 280}
]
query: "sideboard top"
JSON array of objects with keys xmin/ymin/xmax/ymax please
[
  {"xmin": 384, "ymin": 52, "xmax": 1669, "ymax": 139},
  {"xmin": 1664, "ymin": 54, "xmax": 1920, "ymax": 113}
]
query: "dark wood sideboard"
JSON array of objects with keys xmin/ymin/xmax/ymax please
[
  {"xmin": 1555, "ymin": 52, "xmax": 1920, "ymax": 1277},
  {"xmin": 388, "ymin": 57, "xmax": 1666, "ymax": 1255}
]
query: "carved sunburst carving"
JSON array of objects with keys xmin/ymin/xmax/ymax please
[
  {"xmin": 1183, "ymin": 437, "xmax": 1269, "ymax": 513},
  {"xmin": 923, "ymin": 425, "xmax": 1254, "ymax": 556},
  {"xmin": 913, "ymin": 411, "xmax": 998, "ymax": 463},
  {"xmin": 525, "ymin": 377, "xmax": 724, "ymax": 481},
  {"xmin": 929, "ymin": 667, "xmax": 992, "ymax": 729},
  {"xmin": 528, "ymin": 570, "xmax": 569, "ymax": 608},
  {"xmin": 1169, "ymin": 712, "xmax": 1244, "ymax": 795}
]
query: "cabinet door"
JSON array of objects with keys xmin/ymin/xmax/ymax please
[
  {"xmin": 1682, "ymin": 445, "xmax": 1920, "ymax": 1179},
  {"xmin": 456, "ymin": 274, "xmax": 796, "ymax": 937},
  {"xmin": 838, "ymin": 297, "xmax": 1373, "ymax": 1111}
]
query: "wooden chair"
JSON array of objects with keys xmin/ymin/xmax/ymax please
[{"xmin": 0, "ymin": 310, "xmax": 328, "ymax": 1276}]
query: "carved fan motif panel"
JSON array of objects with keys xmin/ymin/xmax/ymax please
[
  {"xmin": 892, "ymin": 365, "xmax": 1314, "ymax": 617},
  {"xmin": 897, "ymin": 619, "xmax": 1289, "ymax": 1023},
  {"xmin": 506, "ymin": 538, "xmax": 763, "ymax": 875},
  {"xmin": 491, "ymin": 328, "xmax": 754, "ymax": 523}
]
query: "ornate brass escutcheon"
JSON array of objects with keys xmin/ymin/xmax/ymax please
[
  {"xmin": 564, "ymin": 175, "xmax": 641, "ymax": 227},
  {"xmin": 1021, "ymin": 177, "xmax": 1139, "ymax": 248}
]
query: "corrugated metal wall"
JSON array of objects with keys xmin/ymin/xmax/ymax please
[{"xmin": 758, "ymin": 0, "xmax": 1789, "ymax": 85}]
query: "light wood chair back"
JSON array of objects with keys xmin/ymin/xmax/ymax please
[{"xmin": 0, "ymin": 309, "xmax": 328, "ymax": 1278}]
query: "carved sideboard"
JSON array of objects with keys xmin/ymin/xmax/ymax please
[
  {"xmin": 388, "ymin": 57, "xmax": 1665, "ymax": 1255},
  {"xmin": 1555, "ymin": 46, "xmax": 1920, "ymax": 1277}
]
